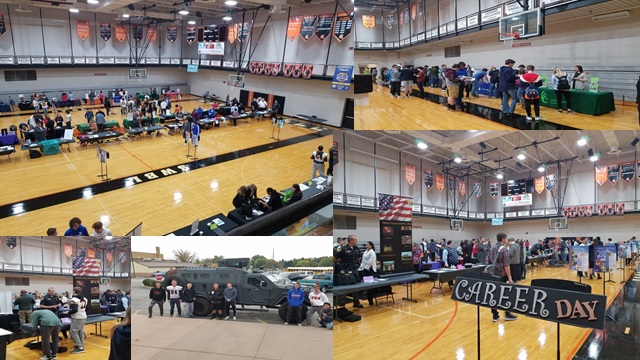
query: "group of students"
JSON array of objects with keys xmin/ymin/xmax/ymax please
[
  {"xmin": 46, "ymin": 216, "xmax": 113, "ymax": 238},
  {"xmin": 232, "ymin": 182, "xmax": 304, "ymax": 215},
  {"xmin": 147, "ymin": 280, "xmax": 239, "ymax": 320}
]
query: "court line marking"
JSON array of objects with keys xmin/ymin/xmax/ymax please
[{"xmin": 408, "ymin": 301, "xmax": 459, "ymax": 360}]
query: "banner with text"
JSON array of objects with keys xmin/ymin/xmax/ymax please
[{"xmin": 379, "ymin": 193, "xmax": 414, "ymax": 275}]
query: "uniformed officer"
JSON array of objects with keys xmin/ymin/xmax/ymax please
[
  {"xmin": 336, "ymin": 235, "xmax": 363, "ymax": 308},
  {"xmin": 40, "ymin": 287, "xmax": 62, "ymax": 313}
]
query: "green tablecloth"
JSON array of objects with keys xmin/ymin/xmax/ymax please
[
  {"xmin": 123, "ymin": 116, "xmax": 160, "ymax": 128},
  {"xmin": 76, "ymin": 120, "xmax": 120, "ymax": 132},
  {"xmin": 539, "ymin": 88, "xmax": 615, "ymax": 115}
]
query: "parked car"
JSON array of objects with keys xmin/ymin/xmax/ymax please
[
  {"xmin": 276, "ymin": 272, "xmax": 306, "ymax": 282},
  {"xmin": 298, "ymin": 273, "xmax": 333, "ymax": 293},
  {"xmin": 150, "ymin": 271, "xmax": 166, "ymax": 278},
  {"xmin": 297, "ymin": 271, "xmax": 316, "ymax": 279}
]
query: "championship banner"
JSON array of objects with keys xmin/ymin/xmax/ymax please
[
  {"xmin": 595, "ymin": 165, "xmax": 607, "ymax": 186},
  {"xmin": 362, "ymin": 15, "xmax": 375, "ymax": 29},
  {"xmin": 0, "ymin": 14, "xmax": 6, "ymax": 37},
  {"xmin": 400, "ymin": 9, "xmax": 404, "ymax": 26},
  {"xmin": 436, "ymin": 173, "xmax": 444, "ymax": 192},
  {"xmin": 473, "ymin": 182, "xmax": 482, "ymax": 197},
  {"xmin": 546, "ymin": 174, "xmax": 556, "ymax": 192},
  {"xmin": 403, "ymin": 8, "xmax": 409, "ymax": 25},
  {"xmin": 77, "ymin": 20, "xmax": 90, "ymax": 41},
  {"xmin": 167, "ymin": 26, "xmax": 177, "ymax": 43},
  {"xmin": 106, "ymin": 251, "xmax": 112, "ymax": 263},
  {"xmin": 621, "ymin": 161, "xmax": 635, "ymax": 182},
  {"xmin": 287, "ymin": 16, "xmax": 302, "ymax": 41},
  {"xmin": 405, "ymin": 163, "xmax": 416, "ymax": 185},
  {"xmin": 424, "ymin": 169, "xmax": 433, "ymax": 190},
  {"xmin": 386, "ymin": 13, "xmax": 394, "ymax": 29},
  {"xmin": 99, "ymin": 22, "xmax": 111, "ymax": 41},
  {"xmin": 271, "ymin": 63, "xmax": 281, "ymax": 76},
  {"xmin": 186, "ymin": 26, "xmax": 196, "ymax": 44},
  {"xmin": 249, "ymin": 62, "xmax": 257, "ymax": 74},
  {"xmin": 615, "ymin": 202, "xmax": 625, "ymax": 215},
  {"xmin": 88, "ymin": 248, "xmax": 95, "ymax": 258},
  {"xmin": 64, "ymin": 243, "xmax": 73, "ymax": 257},
  {"xmin": 490, "ymin": 183, "xmax": 499, "ymax": 199},
  {"xmin": 227, "ymin": 24, "xmax": 237, "ymax": 44},
  {"xmin": 238, "ymin": 22, "xmax": 249, "ymax": 42},
  {"xmin": 4, "ymin": 236, "xmax": 16, "ymax": 249},
  {"xmin": 411, "ymin": 3, "xmax": 417, "ymax": 20},
  {"xmin": 283, "ymin": 64, "xmax": 293, "ymax": 78},
  {"xmin": 448, "ymin": 175, "xmax": 456, "ymax": 195},
  {"xmin": 577, "ymin": 206, "xmax": 585, "ymax": 217},
  {"xmin": 459, "ymin": 181, "xmax": 466, "ymax": 197},
  {"xmin": 418, "ymin": 0, "xmax": 424, "ymax": 15},
  {"xmin": 451, "ymin": 276, "xmax": 607, "ymax": 330},
  {"xmin": 264, "ymin": 63, "xmax": 272, "ymax": 76},
  {"xmin": 316, "ymin": 14, "xmax": 334, "ymax": 41},
  {"xmin": 378, "ymin": 193, "xmax": 414, "ymax": 275},
  {"xmin": 302, "ymin": 64, "xmax": 313, "ymax": 79},
  {"xmin": 133, "ymin": 26, "xmax": 143, "ymax": 42},
  {"xmin": 115, "ymin": 25, "xmax": 126, "ymax": 42},
  {"xmin": 597, "ymin": 203, "xmax": 614, "ymax": 216},
  {"xmin": 333, "ymin": 12, "xmax": 353, "ymax": 42},
  {"xmin": 607, "ymin": 163, "xmax": 620, "ymax": 184},
  {"xmin": 300, "ymin": 16, "xmax": 317, "ymax": 40},
  {"xmin": 534, "ymin": 176, "xmax": 544, "ymax": 194},
  {"xmin": 147, "ymin": 27, "xmax": 157, "ymax": 42}
]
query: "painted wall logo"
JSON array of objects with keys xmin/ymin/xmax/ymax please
[{"xmin": 540, "ymin": 91, "xmax": 549, "ymax": 104}]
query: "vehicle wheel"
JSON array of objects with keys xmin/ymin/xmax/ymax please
[
  {"xmin": 321, "ymin": 286, "xmax": 327, "ymax": 293},
  {"xmin": 193, "ymin": 297, "xmax": 211, "ymax": 317},
  {"xmin": 278, "ymin": 303, "xmax": 308, "ymax": 322},
  {"xmin": 163, "ymin": 274, "xmax": 187, "ymax": 288}
]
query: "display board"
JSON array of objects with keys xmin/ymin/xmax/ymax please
[
  {"xmin": 72, "ymin": 276, "xmax": 101, "ymax": 315},
  {"xmin": 501, "ymin": 178, "xmax": 534, "ymax": 196},
  {"xmin": 569, "ymin": 246, "xmax": 589, "ymax": 272},
  {"xmin": 378, "ymin": 193, "xmax": 414, "ymax": 276},
  {"xmin": 594, "ymin": 244, "xmax": 617, "ymax": 272}
]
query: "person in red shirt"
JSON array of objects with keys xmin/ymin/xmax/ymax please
[
  {"xmin": 519, "ymin": 65, "xmax": 543, "ymax": 121},
  {"xmin": 415, "ymin": 66, "xmax": 426, "ymax": 98}
]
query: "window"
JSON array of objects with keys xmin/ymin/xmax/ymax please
[
  {"xmin": 444, "ymin": 45, "xmax": 461, "ymax": 58},
  {"xmin": 247, "ymin": 277, "xmax": 267, "ymax": 287},
  {"xmin": 5, "ymin": 277, "xmax": 30, "ymax": 286},
  {"xmin": 200, "ymin": 273, "xmax": 210, "ymax": 278},
  {"xmin": 4, "ymin": 70, "xmax": 37, "ymax": 82},
  {"xmin": 334, "ymin": 215, "xmax": 357, "ymax": 229}
]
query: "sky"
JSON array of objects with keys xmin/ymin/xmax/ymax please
[{"xmin": 131, "ymin": 236, "xmax": 333, "ymax": 261}]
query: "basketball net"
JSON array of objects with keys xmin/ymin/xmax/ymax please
[
  {"xmin": 501, "ymin": 32, "xmax": 520, "ymax": 47},
  {"xmin": 554, "ymin": 225, "xmax": 560, "ymax": 232}
]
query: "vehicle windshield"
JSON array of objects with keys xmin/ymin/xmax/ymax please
[{"xmin": 265, "ymin": 274, "xmax": 278, "ymax": 282}]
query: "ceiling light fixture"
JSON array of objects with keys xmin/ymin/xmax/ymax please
[
  {"xmin": 577, "ymin": 136, "xmax": 588, "ymax": 146},
  {"xmin": 87, "ymin": 0, "xmax": 99, "ymax": 4},
  {"xmin": 592, "ymin": 11, "xmax": 629, "ymax": 22},
  {"xmin": 179, "ymin": 8, "xmax": 189, "ymax": 15},
  {"xmin": 223, "ymin": 14, "xmax": 232, "ymax": 21},
  {"xmin": 453, "ymin": 155, "xmax": 462, "ymax": 163},
  {"xmin": 496, "ymin": 172, "xmax": 504, "ymax": 180},
  {"xmin": 416, "ymin": 141, "xmax": 428, "ymax": 150},
  {"xmin": 588, "ymin": 149, "xmax": 599, "ymax": 162},
  {"xmin": 188, "ymin": 20, "xmax": 196, "ymax": 25},
  {"xmin": 537, "ymin": 164, "xmax": 545, "ymax": 172},
  {"xmin": 69, "ymin": 8, "xmax": 79, "ymax": 13},
  {"xmin": 225, "ymin": 0, "xmax": 238, "ymax": 5},
  {"xmin": 479, "ymin": 141, "xmax": 487, "ymax": 149},
  {"xmin": 123, "ymin": 13, "xmax": 130, "ymax": 18},
  {"xmin": 517, "ymin": 151, "xmax": 526, "ymax": 160}
]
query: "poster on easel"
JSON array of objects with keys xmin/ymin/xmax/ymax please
[
  {"xmin": 594, "ymin": 245, "xmax": 614, "ymax": 272},
  {"xmin": 332, "ymin": 12, "xmax": 353, "ymax": 42},
  {"xmin": 300, "ymin": 16, "xmax": 317, "ymax": 41},
  {"xmin": 569, "ymin": 246, "xmax": 589, "ymax": 272}
]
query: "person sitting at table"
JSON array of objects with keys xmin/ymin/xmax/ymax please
[
  {"xmin": 34, "ymin": 120, "xmax": 46, "ymax": 142},
  {"xmin": 289, "ymin": 184, "xmax": 303, "ymax": 204},
  {"xmin": 96, "ymin": 111, "xmax": 106, "ymax": 132},
  {"xmin": 61, "ymin": 92, "xmax": 68, "ymax": 104},
  {"xmin": 211, "ymin": 102, "xmax": 219, "ymax": 110},
  {"xmin": 231, "ymin": 97, "xmax": 240, "ymax": 106},
  {"xmin": 89, "ymin": 120, "xmax": 99, "ymax": 134},
  {"xmin": 233, "ymin": 185, "xmax": 248, "ymax": 208},
  {"xmin": 64, "ymin": 217, "xmax": 89, "ymax": 236},
  {"xmin": 54, "ymin": 113, "xmax": 64, "ymax": 128},
  {"xmin": 191, "ymin": 108, "xmax": 201, "ymax": 121},
  {"xmin": 259, "ymin": 187, "xmax": 284, "ymax": 213},
  {"xmin": 248, "ymin": 184, "xmax": 258, "ymax": 203},
  {"xmin": 132, "ymin": 111, "xmax": 141, "ymax": 128}
]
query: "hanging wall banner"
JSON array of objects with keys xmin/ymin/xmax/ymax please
[
  {"xmin": 585, "ymin": 205, "xmax": 593, "ymax": 217},
  {"xmin": 4, "ymin": 236, "xmax": 16, "ymax": 249},
  {"xmin": 607, "ymin": 163, "xmax": 620, "ymax": 184},
  {"xmin": 331, "ymin": 65, "xmax": 352, "ymax": 90},
  {"xmin": 400, "ymin": 9, "xmax": 404, "ymax": 26},
  {"xmin": 577, "ymin": 205, "xmax": 585, "ymax": 217},
  {"xmin": 403, "ymin": 8, "xmax": 410, "ymax": 24},
  {"xmin": 597, "ymin": 203, "xmax": 614, "ymax": 216},
  {"xmin": 448, "ymin": 175, "xmax": 456, "ymax": 195},
  {"xmin": 473, "ymin": 182, "xmax": 482, "ymax": 197},
  {"xmin": 362, "ymin": 15, "xmax": 375, "ymax": 29},
  {"xmin": 255, "ymin": 62, "xmax": 264, "ymax": 75},
  {"xmin": 436, "ymin": 173, "xmax": 445, "ymax": 192},
  {"xmin": 418, "ymin": 0, "xmax": 424, "ymax": 15},
  {"xmin": 534, "ymin": 176, "xmax": 544, "ymax": 194},
  {"xmin": 264, "ymin": 63, "xmax": 272, "ymax": 76},
  {"xmin": 300, "ymin": 16, "xmax": 317, "ymax": 40},
  {"xmin": 167, "ymin": 26, "xmax": 177, "ymax": 43},
  {"xmin": 595, "ymin": 165, "xmax": 607, "ymax": 186},
  {"xmin": 459, "ymin": 181, "xmax": 466, "ymax": 197},
  {"xmin": 302, "ymin": 64, "xmax": 313, "ymax": 79},
  {"xmin": 238, "ymin": 22, "xmax": 249, "ymax": 42},
  {"xmin": 133, "ymin": 26, "xmax": 143, "ymax": 42},
  {"xmin": 411, "ymin": 3, "xmax": 417, "ymax": 20},
  {"xmin": 64, "ymin": 243, "xmax": 73, "ymax": 257},
  {"xmin": 115, "ymin": 25, "xmax": 126, "ymax": 42},
  {"xmin": 99, "ymin": 22, "xmax": 111, "ymax": 41},
  {"xmin": 186, "ymin": 26, "xmax": 196, "ymax": 44},
  {"xmin": 271, "ymin": 63, "xmax": 281, "ymax": 76},
  {"xmin": 406, "ymin": 163, "xmax": 416, "ymax": 185},
  {"xmin": 386, "ymin": 13, "xmax": 394, "ymax": 29},
  {"xmin": 621, "ymin": 161, "xmax": 635, "ymax": 182},
  {"xmin": 490, "ymin": 183, "xmax": 499, "ymax": 199},
  {"xmin": 283, "ymin": 63, "xmax": 293, "ymax": 78},
  {"xmin": 0, "ymin": 14, "xmax": 6, "ymax": 37},
  {"xmin": 424, "ymin": 169, "xmax": 433, "ymax": 190},
  {"xmin": 249, "ymin": 62, "xmax": 257, "ymax": 74},
  {"xmin": 316, "ymin": 14, "xmax": 334, "ymax": 41},
  {"xmin": 287, "ymin": 16, "xmax": 302, "ymax": 41},
  {"xmin": 292, "ymin": 64, "xmax": 303, "ymax": 78},
  {"xmin": 106, "ymin": 251, "xmax": 112, "ymax": 263},
  {"xmin": 546, "ymin": 174, "xmax": 556, "ymax": 192},
  {"xmin": 227, "ymin": 24, "xmax": 237, "ymax": 44},
  {"xmin": 615, "ymin": 202, "xmax": 625, "ymax": 215},
  {"xmin": 147, "ymin": 27, "xmax": 157, "ymax": 42},
  {"xmin": 77, "ymin": 20, "xmax": 90, "ymax": 41},
  {"xmin": 333, "ymin": 12, "xmax": 353, "ymax": 42}
]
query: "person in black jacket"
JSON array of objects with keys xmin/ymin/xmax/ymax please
[
  {"xmin": 209, "ymin": 283, "xmax": 225, "ymax": 320},
  {"xmin": 289, "ymin": 184, "xmax": 303, "ymax": 204},
  {"xmin": 233, "ymin": 185, "xmax": 248, "ymax": 208},
  {"xmin": 259, "ymin": 187, "xmax": 284, "ymax": 213},
  {"xmin": 180, "ymin": 282, "xmax": 196, "ymax": 318},
  {"xmin": 148, "ymin": 282, "xmax": 166, "ymax": 318},
  {"xmin": 108, "ymin": 307, "xmax": 131, "ymax": 360}
]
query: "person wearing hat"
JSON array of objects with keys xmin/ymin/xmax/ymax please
[{"xmin": 306, "ymin": 285, "xmax": 329, "ymax": 326}]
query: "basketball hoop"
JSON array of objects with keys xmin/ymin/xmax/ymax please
[
  {"xmin": 554, "ymin": 224, "xmax": 560, "ymax": 232},
  {"xmin": 500, "ymin": 32, "xmax": 520, "ymax": 47}
]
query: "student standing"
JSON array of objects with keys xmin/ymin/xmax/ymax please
[
  {"xmin": 285, "ymin": 282, "xmax": 305, "ymax": 326},
  {"xmin": 552, "ymin": 67, "xmax": 575, "ymax": 113},
  {"xmin": 572, "ymin": 65, "xmax": 588, "ymax": 90},
  {"xmin": 488, "ymin": 233, "xmax": 517, "ymax": 322},
  {"xmin": 209, "ymin": 283, "xmax": 225, "ymax": 320},
  {"xmin": 108, "ymin": 308, "xmax": 131, "ymax": 360},
  {"xmin": 166, "ymin": 279, "xmax": 182, "ymax": 318},
  {"xmin": 520, "ymin": 65, "xmax": 543, "ymax": 121},
  {"xmin": 14, "ymin": 290, "xmax": 35, "ymax": 325},
  {"xmin": 311, "ymin": 145, "xmax": 328, "ymax": 178},
  {"xmin": 180, "ymin": 282, "xmax": 196, "ymax": 318},
  {"xmin": 223, "ymin": 282, "xmax": 237, "ymax": 320},
  {"xmin": 306, "ymin": 285, "xmax": 329, "ymax": 326},
  {"xmin": 389, "ymin": 65, "xmax": 402, "ymax": 98},
  {"xmin": 148, "ymin": 282, "xmax": 166, "ymax": 318},
  {"xmin": 415, "ymin": 67, "xmax": 426, "ymax": 98},
  {"xmin": 400, "ymin": 65, "xmax": 415, "ymax": 98},
  {"xmin": 499, "ymin": 59, "xmax": 518, "ymax": 116},
  {"xmin": 69, "ymin": 287, "xmax": 88, "ymax": 354}
]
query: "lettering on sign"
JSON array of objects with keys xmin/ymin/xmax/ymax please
[
  {"xmin": 467, "ymin": 14, "xmax": 479, "ymax": 27},
  {"xmin": 457, "ymin": 18, "xmax": 467, "ymax": 31},
  {"xmin": 481, "ymin": 7, "xmax": 502, "ymax": 24},
  {"xmin": 333, "ymin": 193, "xmax": 344, "ymax": 204},
  {"xmin": 361, "ymin": 197, "xmax": 375, "ymax": 208},
  {"xmin": 346, "ymin": 195, "xmax": 361, "ymax": 207},
  {"xmin": 512, "ymin": 42, "xmax": 532, "ymax": 47}
]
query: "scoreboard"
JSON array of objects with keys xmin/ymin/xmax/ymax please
[
  {"xmin": 501, "ymin": 178, "xmax": 534, "ymax": 196},
  {"xmin": 197, "ymin": 25, "xmax": 227, "ymax": 42}
]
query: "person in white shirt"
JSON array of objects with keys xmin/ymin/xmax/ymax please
[
  {"xmin": 257, "ymin": 98, "xmax": 267, "ymax": 110},
  {"xmin": 91, "ymin": 221, "xmax": 113, "ymax": 239},
  {"xmin": 120, "ymin": 98, "xmax": 127, "ymax": 115},
  {"xmin": 311, "ymin": 145, "xmax": 328, "ymax": 178},
  {"xmin": 306, "ymin": 285, "xmax": 330, "ymax": 326},
  {"xmin": 166, "ymin": 280, "xmax": 182, "ymax": 317},
  {"xmin": 359, "ymin": 241, "xmax": 377, "ymax": 276},
  {"xmin": 69, "ymin": 286, "xmax": 87, "ymax": 354}
]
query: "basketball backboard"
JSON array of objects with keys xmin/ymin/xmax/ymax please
[{"xmin": 499, "ymin": 7, "xmax": 544, "ymax": 41}]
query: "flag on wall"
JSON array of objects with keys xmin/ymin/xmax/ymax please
[
  {"xmin": 167, "ymin": 26, "xmax": 177, "ymax": 43},
  {"xmin": 271, "ymin": 63, "xmax": 281, "ymax": 76},
  {"xmin": 133, "ymin": 25, "xmax": 143, "ymax": 42},
  {"xmin": 186, "ymin": 26, "xmax": 196, "ymax": 44},
  {"xmin": 283, "ymin": 64, "xmax": 293, "ymax": 78},
  {"xmin": 76, "ymin": 20, "xmax": 90, "ymax": 41},
  {"xmin": 473, "ymin": 182, "xmax": 482, "ymax": 197},
  {"xmin": 316, "ymin": 14, "xmax": 333, "ymax": 41},
  {"xmin": 64, "ymin": 243, "xmax": 72, "ymax": 257},
  {"xmin": 615, "ymin": 202, "xmax": 625, "ymax": 215},
  {"xmin": 411, "ymin": 3, "xmax": 417, "ymax": 20},
  {"xmin": 72, "ymin": 256, "xmax": 101, "ymax": 276},
  {"xmin": 362, "ymin": 15, "xmax": 375, "ymax": 29},
  {"xmin": 333, "ymin": 12, "xmax": 353, "ymax": 42},
  {"xmin": 490, "ymin": 183, "xmax": 498, "ymax": 199},
  {"xmin": 424, "ymin": 169, "xmax": 433, "ymax": 190},
  {"xmin": 545, "ymin": 174, "xmax": 556, "ymax": 191},
  {"xmin": 459, "ymin": 181, "xmax": 466, "ymax": 196},
  {"xmin": 302, "ymin": 64, "xmax": 313, "ymax": 79},
  {"xmin": 621, "ymin": 161, "xmax": 635, "ymax": 182},
  {"xmin": 292, "ymin": 64, "xmax": 303, "ymax": 78},
  {"xmin": 227, "ymin": 24, "xmax": 237, "ymax": 44},
  {"xmin": 0, "ymin": 14, "xmax": 6, "ymax": 37},
  {"xmin": 534, "ymin": 176, "xmax": 544, "ymax": 194},
  {"xmin": 99, "ymin": 22, "xmax": 111, "ymax": 41},
  {"xmin": 405, "ymin": 163, "xmax": 416, "ymax": 185},
  {"xmin": 378, "ymin": 194, "xmax": 413, "ymax": 221},
  {"xmin": 300, "ymin": 16, "xmax": 317, "ymax": 40},
  {"xmin": 436, "ymin": 173, "xmax": 444, "ymax": 192},
  {"xmin": 287, "ymin": 16, "xmax": 302, "ymax": 41},
  {"xmin": 115, "ymin": 25, "xmax": 126, "ymax": 42},
  {"xmin": 147, "ymin": 27, "xmax": 157, "ymax": 42},
  {"xmin": 595, "ymin": 165, "xmax": 607, "ymax": 185},
  {"xmin": 607, "ymin": 163, "xmax": 620, "ymax": 184},
  {"xmin": 386, "ymin": 13, "xmax": 394, "ymax": 29}
]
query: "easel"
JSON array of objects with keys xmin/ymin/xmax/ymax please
[{"xmin": 97, "ymin": 145, "xmax": 110, "ymax": 182}]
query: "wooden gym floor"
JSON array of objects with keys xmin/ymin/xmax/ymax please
[
  {"xmin": 355, "ymin": 85, "xmax": 640, "ymax": 130},
  {"xmin": 0, "ymin": 98, "xmax": 332, "ymax": 235},
  {"xmin": 334, "ymin": 263, "xmax": 634, "ymax": 360},
  {"xmin": 7, "ymin": 319, "xmax": 119, "ymax": 360}
]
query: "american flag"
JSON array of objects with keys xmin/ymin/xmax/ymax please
[
  {"xmin": 378, "ymin": 193, "xmax": 413, "ymax": 222},
  {"xmin": 72, "ymin": 256, "xmax": 101, "ymax": 276}
]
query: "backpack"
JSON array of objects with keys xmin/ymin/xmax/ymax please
[
  {"xmin": 524, "ymin": 83, "xmax": 540, "ymax": 100},
  {"xmin": 484, "ymin": 245, "xmax": 505, "ymax": 276},
  {"xmin": 557, "ymin": 75, "xmax": 571, "ymax": 90},
  {"xmin": 446, "ymin": 246, "xmax": 459, "ymax": 266},
  {"xmin": 445, "ymin": 68, "xmax": 458, "ymax": 82}
]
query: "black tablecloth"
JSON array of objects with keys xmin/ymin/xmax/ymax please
[{"xmin": 77, "ymin": 131, "xmax": 123, "ymax": 144}]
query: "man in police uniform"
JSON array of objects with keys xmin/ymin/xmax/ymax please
[
  {"xmin": 335, "ymin": 235, "xmax": 363, "ymax": 308},
  {"xmin": 40, "ymin": 287, "xmax": 62, "ymax": 313},
  {"xmin": 311, "ymin": 145, "xmax": 328, "ymax": 179}
]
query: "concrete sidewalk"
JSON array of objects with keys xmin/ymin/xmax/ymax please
[{"xmin": 131, "ymin": 314, "xmax": 332, "ymax": 360}]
